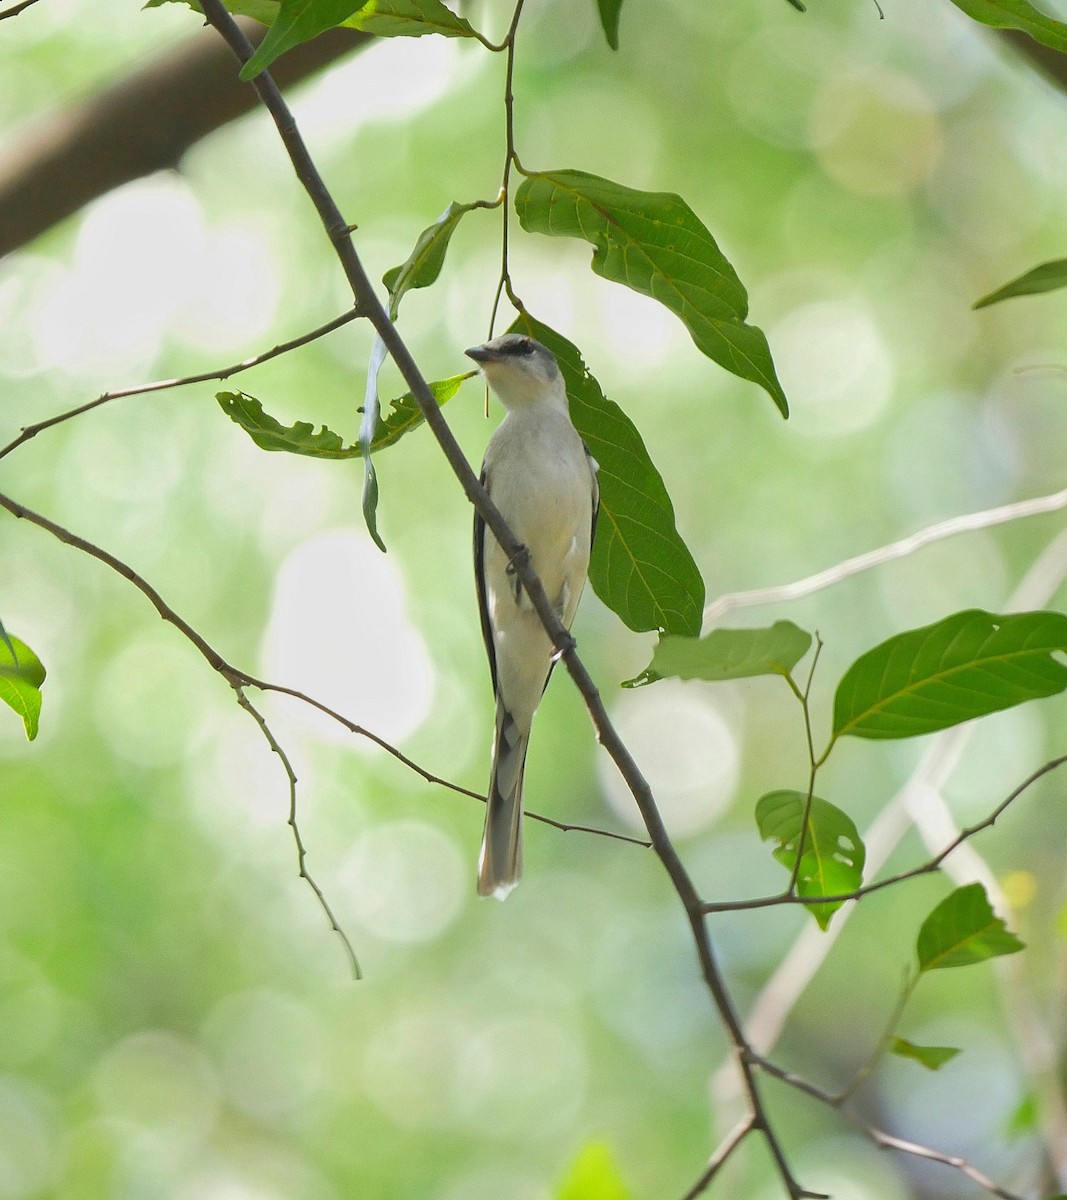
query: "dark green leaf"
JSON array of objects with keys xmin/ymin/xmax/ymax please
[
  {"xmin": 755, "ymin": 790, "xmax": 865, "ymax": 930},
  {"xmin": 917, "ymin": 882, "xmax": 1024, "ymax": 972},
  {"xmin": 556, "ymin": 1143, "xmax": 631, "ymax": 1200},
  {"xmin": 510, "ymin": 315, "xmax": 705, "ymax": 638},
  {"xmin": 889, "ymin": 1037, "xmax": 961, "ymax": 1071},
  {"xmin": 218, "ymin": 376, "xmax": 470, "ymax": 458},
  {"xmin": 239, "ymin": 0, "xmax": 368, "ymax": 81},
  {"xmin": 832, "ymin": 609, "xmax": 1067, "ymax": 742},
  {"xmin": 648, "ymin": 621, "xmax": 811, "ymax": 682},
  {"xmin": 384, "ymin": 201, "xmax": 481, "ymax": 321},
  {"xmin": 948, "ymin": 0, "xmax": 1067, "ymax": 54},
  {"xmin": 344, "ymin": 0, "xmax": 478, "ymax": 37},
  {"xmin": 594, "ymin": 0, "xmax": 624, "ymax": 49},
  {"xmin": 514, "ymin": 169, "xmax": 788, "ymax": 416},
  {"xmin": 0, "ymin": 635, "xmax": 46, "ymax": 741},
  {"xmin": 974, "ymin": 258, "xmax": 1067, "ymax": 309}
]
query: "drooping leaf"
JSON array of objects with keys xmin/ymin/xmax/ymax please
[
  {"xmin": 239, "ymin": 0, "xmax": 368, "ymax": 81},
  {"xmin": 917, "ymin": 882, "xmax": 1025, "ymax": 972},
  {"xmin": 948, "ymin": 0, "xmax": 1067, "ymax": 54},
  {"xmin": 556, "ymin": 1143, "xmax": 631, "ymax": 1200},
  {"xmin": 509, "ymin": 314, "xmax": 704, "ymax": 639},
  {"xmin": 974, "ymin": 258, "xmax": 1067, "ymax": 309},
  {"xmin": 755, "ymin": 790, "xmax": 865, "ymax": 929},
  {"xmin": 359, "ymin": 334, "xmax": 390, "ymax": 552},
  {"xmin": 344, "ymin": 0, "xmax": 478, "ymax": 37},
  {"xmin": 889, "ymin": 1037, "xmax": 961, "ymax": 1071},
  {"xmin": 218, "ymin": 376, "xmax": 470, "ymax": 457},
  {"xmin": 384, "ymin": 201, "xmax": 481, "ymax": 321},
  {"xmin": 832, "ymin": 610, "xmax": 1067, "ymax": 742},
  {"xmin": 594, "ymin": 0, "xmax": 624, "ymax": 49},
  {"xmin": 648, "ymin": 621, "xmax": 811, "ymax": 682},
  {"xmin": 0, "ymin": 636, "xmax": 46, "ymax": 741},
  {"xmin": 514, "ymin": 169, "xmax": 788, "ymax": 416}
]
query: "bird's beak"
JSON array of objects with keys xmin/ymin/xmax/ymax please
[{"xmin": 465, "ymin": 344, "xmax": 496, "ymax": 364}]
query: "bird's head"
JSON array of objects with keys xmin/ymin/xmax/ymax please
[{"xmin": 465, "ymin": 334, "xmax": 565, "ymax": 410}]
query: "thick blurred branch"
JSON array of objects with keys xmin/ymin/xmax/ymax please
[{"xmin": 0, "ymin": 18, "xmax": 370, "ymax": 259}]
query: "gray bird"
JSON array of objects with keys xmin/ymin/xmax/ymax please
[{"xmin": 465, "ymin": 334, "xmax": 599, "ymax": 899}]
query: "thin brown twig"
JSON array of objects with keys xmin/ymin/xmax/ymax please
[
  {"xmin": 0, "ymin": 306, "xmax": 362, "ymax": 462},
  {"xmin": 231, "ymin": 683, "xmax": 363, "ymax": 979},
  {"xmin": 755, "ymin": 1054, "xmax": 1027, "ymax": 1200},
  {"xmin": 0, "ymin": 0, "xmax": 40, "ymax": 21},
  {"xmin": 704, "ymin": 751, "xmax": 1067, "ymax": 913},
  {"xmin": 487, "ymin": 0, "xmax": 528, "ymax": 339},
  {"xmin": 679, "ymin": 1115, "xmax": 756, "ymax": 1200}
]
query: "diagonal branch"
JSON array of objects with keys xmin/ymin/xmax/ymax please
[{"xmin": 195, "ymin": 5, "xmax": 813, "ymax": 1195}]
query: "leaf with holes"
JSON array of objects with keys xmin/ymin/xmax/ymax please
[
  {"xmin": 648, "ymin": 621, "xmax": 812, "ymax": 682},
  {"xmin": 948, "ymin": 0, "xmax": 1067, "ymax": 54},
  {"xmin": 832, "ymin": 610, "xmax": 1067, "ymax": 742},
  {"xmin": 755, "ymin": 790, "xmax": 865, "ymax": 930},
  {"xmin": 889, "ymin": 1038, "xmax": 961, "ymax": 1071},
  {"xmin": 515, "ymin": 169, "xmax": 787, "ymax": 416},
  {"xmin": 0, "ymin": 636, "xmax": 46, "ymax": 741},
  {"xmin": 917, "ymin": 882, "xmax": 1024, "ymax": 972},
  {"xmin": 509, "ymin": 314, "xmax": 704, "ymax": 639},
  {"xmin": 218, "ymin": 375, "xmax": 471, "ymax": 458},
  {"xmin": 974, "ymin": 258, "xmax": 1067, "ymax": 309}
]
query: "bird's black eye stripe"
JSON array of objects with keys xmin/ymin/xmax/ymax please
[{"xmin": 501, "ymin": 338, "xmax": 535, "ymax": 357}]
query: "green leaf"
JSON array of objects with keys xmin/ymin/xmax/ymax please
[
  {"xmin": 239, "ymin": 0, "xmax": 368, "ymax": 81},
  {"xmin": 648, "ymin": 621, "xmax": 811, "ymax": 682},
  {"xmin": 832, "ymin": 609, "xmax": 1067, "ymax": 742},
  {"xmin": 0, "ymin": 614, "xmax": 16, "ymax": 665},
  {"xmin": 917, "ymin": 883, "xmax": 1025, "ymax": 972},
  {"xmin": 368, "ymin": 372, "xmax": 473, "ymax": 450},
  {"xmin": 594, "ymin": 0, "xmax": 624, "ymax": 49},
  {"xmin": 1006, "ymin": 1091, "xmax": 1038, "ymax": 1135},
  {"xmin": 218, "ymin": 391, "xmax": 355, "ymax": 457},
  {"xmin": 0, "ymin": 636, "xmax": 46, "ymax": 741},
  {"xmin": 384, "ymin": 201, "xmax": 481, "ymax": 321},
  {"xmin": 755, "ymin": 790, "xmax": 865, "ymax": 930},
  {"xmin": 218, "ymin": 376, "xmax": 470, "ymax": 457},
  {"xmin": 514, "ymin": 169, "xmax": 788, "ymax": 416},
  {"xmin": 556, "ymin": 1143, "xmax": 631, "ymax": 1200},
  {"xmin": 974, "ymin": 258, "xmax": 1067, "ymax": 309},
  {"xmin": 889, "ymin": 1037, "xmax": 961, "ymax": 1071},
  {"xmin": 948, "ymin": 0, "xmax": 1067, "ymax": 54},
  {"xmin": 344, "ymin": 0, "xmax": 478, "ymax": 37},
  {"xmin": 510, "ymin": 315, "xmax": 705, "ymax": 638}
]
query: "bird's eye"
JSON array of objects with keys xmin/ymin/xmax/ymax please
[{"xmin": 516, "ymin": 340, "xmax": 534, "ymax": 355}]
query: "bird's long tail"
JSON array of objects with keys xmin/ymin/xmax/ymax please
[{"xmin": 478, "ymin": 703, "xmax": 529, "ymax": 900}]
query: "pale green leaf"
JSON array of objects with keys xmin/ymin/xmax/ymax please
[
  {"xmin": 556, "ymin": 1143, "xmax": 631, "ymax": 1200},
  {"xmin": 648, "ymin": 621, "xmax": 812, "ymax": 682},
  {"xmin": 917, "ymin": 883, "xmax": 1025, "ymax": 972},
  {"xmin": 344, "ymin": 0, "xmax": 478, "ymax": 37},
  {"xmin": 889, "ymin": 1037, "xmax": 961, "ymax": 1071},
  {"xmin": 0, "ymin": 636, "xmax": 46, "ymax": 741}
]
